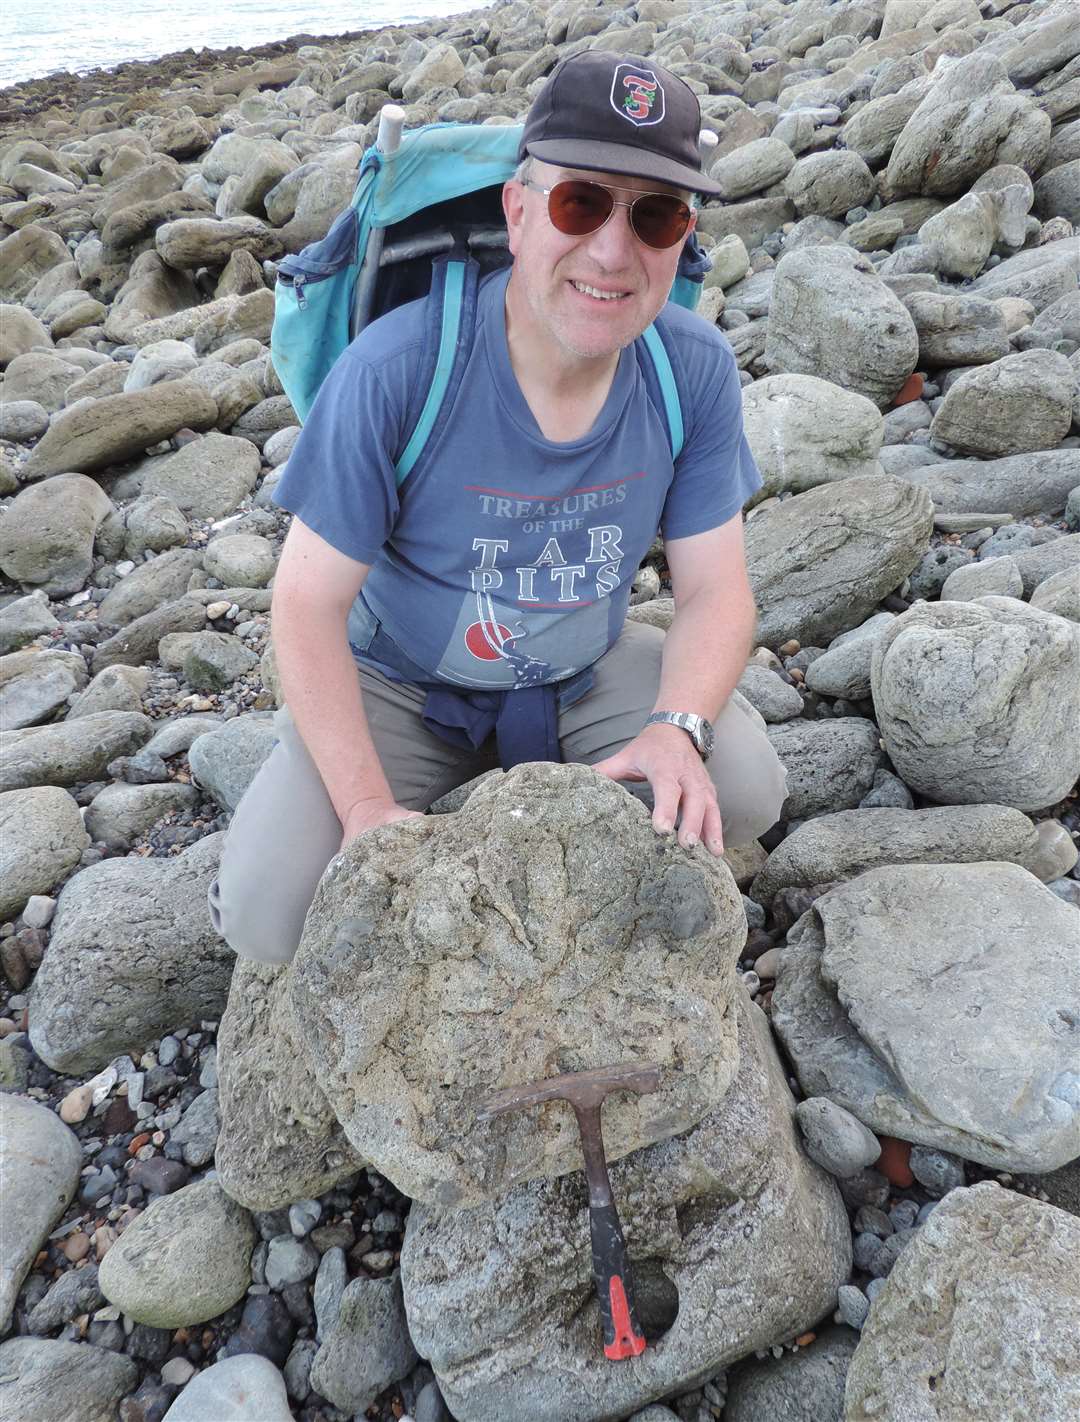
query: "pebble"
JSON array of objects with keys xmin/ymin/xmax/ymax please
[
  {"xmin": 288, "ymin": 1199, "xmax": 321, "ymax": 1238},
  {"xmin": 264, "ymin": 1236, "xmax": 320, "ymax": 1290},
  {"xmin": 59, "ymin": 1086, "xmax": 94, "ymax": 1125},
  {"xmin": 836, "ymin": 1283, "xmax": 870, "ymax": 1329},
  {"xmin": 160, "ymin": 1357, "xmax": 197, "ymax": 1386},
  {"xmin": 63, "ymin": 1232, "xmax": 92, "ymax": 1263},
  {"xmin": 874, "ymin": 1135, "xmax": 914, "ymax": 1188},
  {"xmin": 21, "ymin": 896, "xmax": 56, "ymax": 929},
  {"xmin": 129, "ymin": 1158, "xmax": 190, "ymax": 1196},
  {"xmin": 157, "ymin": 1036, "xmax": 181, "ymax": 1067}
]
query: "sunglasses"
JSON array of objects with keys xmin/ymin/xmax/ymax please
[{"xmin": 525, "ymin": 178, "xmax": 693, "ymax": 251}]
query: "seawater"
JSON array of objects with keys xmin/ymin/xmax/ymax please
[{"xmin": 3, "ymin": 0, "xmax": 488, "ymax": 87}]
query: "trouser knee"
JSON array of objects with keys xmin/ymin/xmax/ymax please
[{"xmin": 208, "ymin": 871, "xmax": 304, "ymax": 966}]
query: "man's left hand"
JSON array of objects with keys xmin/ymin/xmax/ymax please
[{"xmin": 591, "ymin": 722, "xmax": 724, "ymax": 856}]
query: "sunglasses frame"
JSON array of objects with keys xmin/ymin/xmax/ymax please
[{"xmin": 524, "ymin": 177, "xmax": 694, "ymax": 251}]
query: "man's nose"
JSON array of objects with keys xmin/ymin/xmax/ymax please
[{"xmin": 583, "ymin": 200, "xmax": 638, "ymax": 267}]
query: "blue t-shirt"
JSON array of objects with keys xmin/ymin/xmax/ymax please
[{"xmin": 274, "ymin": 267, "xmax": 761, "ymax": 690}]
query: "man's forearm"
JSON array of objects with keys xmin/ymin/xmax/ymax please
[
  {"xmin": 273, "ymin": 602, "xmax": 394, "ymax": 824},
  {"xmin": 652, "ymin": 587, "xmax": 756, "ymax": 720}
]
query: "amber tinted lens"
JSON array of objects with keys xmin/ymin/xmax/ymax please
[
  {"xmin": 547, "ymin": 180, "xmax": 614, "ymax": 236},
  {"xmin": 629, "ymin": 192, "xmax": 692, "ymax": 249}
]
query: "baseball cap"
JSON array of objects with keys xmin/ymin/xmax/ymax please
[{"xmin": 519, "ymin": 50, "xmax": 722, "ymax": 197}]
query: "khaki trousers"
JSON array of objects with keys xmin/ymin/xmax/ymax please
[{"xmin": 208, "ymin": 621, "xmax": 787, "ymax": 964}]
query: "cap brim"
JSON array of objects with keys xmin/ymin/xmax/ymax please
[{"xmin": 525, "ymin": 137, "xmax": 723, "ymax": 198}]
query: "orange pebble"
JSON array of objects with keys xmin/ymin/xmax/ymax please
[
  {"xmin": 128, "ymin": 1133, "xmax": 151, "ymax": 1156},
  {"xmin": 795, "ymin": 1331, "xmax": 816, "ymax": 1347},
  {"xmin": 876, "ymin": 1134, "xmax": 914, "ymax": 1187},
  {"xmin": 892, "ymin": 372, "xmax": 925, "ymax": 407}
]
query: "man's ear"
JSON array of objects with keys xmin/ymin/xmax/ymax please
[{"xmin": 502, "ymin": 179, "xmax": 525, "ymax": 255}]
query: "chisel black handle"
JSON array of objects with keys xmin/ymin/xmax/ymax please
[{"xmin": 589, "ymin": 1199, "xmax": 646, "ymax": 1360}]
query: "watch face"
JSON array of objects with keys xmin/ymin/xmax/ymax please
[{"xmin": 701, "ymin": 721, "xmax": 716, "ymax": 757}]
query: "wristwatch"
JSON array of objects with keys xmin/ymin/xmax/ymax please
[{"xmin": 645, "ymin": 711, "xmax": 715, "ymax": 759}]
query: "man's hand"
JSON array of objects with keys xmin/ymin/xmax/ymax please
[
  {"xmin": 591, "ymin": 723, "xmax": 724, "ymax": 856},
  {"xmin": 339, "ymin": 796, "xmax": 423, "ymax": 851}
]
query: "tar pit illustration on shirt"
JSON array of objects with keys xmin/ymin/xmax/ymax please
[{"xmin": 434, "ymin": 472, "xmax": 643, "ymax": 688}]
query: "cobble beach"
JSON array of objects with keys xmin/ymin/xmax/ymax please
[{"xmin": 0, "ymin": 0, "xmax": 1078, "ymax": 1420}]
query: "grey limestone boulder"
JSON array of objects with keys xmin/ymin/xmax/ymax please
[
  {"xmin": 401, "ymin": 992, "xmax": 850, "ymax": 1422},
  {"xmin": 1030, "ymin": 566, "xmax": 1080, "ymax": 623},
  {"xmin": 98, "ymin": 1179, "xmax": 255, "ymax": 1328},
  {"xmin": 895, "ymin": 447, "xmax": 1080, "ymax": 517},
  {"xmin": 765, "ymin": 247, "xmax": 919, "ymax": 410},
  {"xmin": 217, "ymin": 959, "xmax": 365, "ymax": 1211},
  {"xmin": 844, "ymin": 1184, "xmax": 1080, "ymax": 1422},
  {"xmin": 0, "ymin": 399, "xmax": 49, "ymax": 442},
  {"xmin": 1011, "ymin": 534, "xmax": 1080, "ymax": 598},
  {"xmin": 796, "ymin": 1098, "xmax": 881, "ymax": 1179},
  {"xmin": 2, "ymin": 351, "xmax": 85, "ymax": 412},
  {"xmin": 0, "ymin": 1339, "xmax": 138, "ymax": 1422},
  {"xmin": 0, "ymin": 710, "xmax": 152, "ymax": 792},
  {"xmin": 401, "ymin": 42, "xmax": 465, "ymax": 103},
  {"xmin": 0, "ymin": 473, "xmax": 114, "ymax": 596},
  {"xmin": 28, "ymin": 833, "xmax": 232, "ymax": 1074},
  {"xmin": 97, "ymin": 548, "xmax": 201, "ymax": 627},
  {"xmin": 139, "ymin": 431, "xmax": 262, "ymax": 519},
  {"xmin": 766, "ymin": 719, "xmax": 885, "ymax": 821},
  {"xmin": 161, "ymin": 1355, "xmax": 294, "ymax": 1422},
  {"xmin": 772, "ymin": 863, "xmax": 1080, "ymax": 1171},
  {"xmin": 886, "ymin": 53, "xmax": 1051, "ymax": 196},
  {"xmin": 746, "ymin": 475, "xmax": 934, "ymax": 649},
  {"xmin": 0, "ymin": 224, "xmax": 70, "ymax": 303},
  {"xmin": 871, "ymin": 598, "xmax": 1080, "ymax": 811},
  {"xmin": 725, "ymin": 1324, "xmax": 858, "ymax": 1422},
  {"xmin": 1034, "ymin": 158, "xmax": 1080, "ymax": 226},
  {"xmin": 930, "ymin": 349, "xmax": 1075, "ymax": 456},
  {"xmin": 803, "ymin": 613, "xmax": 896, "ymax": 700},
  {"xmin": 783, "ymin": 150, "xmax": 875, "ymax": 219},
  {"xmin": 0, "ymin": 1095, "xmax": 82, "ymax": 1333},
  {"xmin": 0, "ymin": 303, "xmax": 51, "ymax": 367},
  {"xmin": 155, "ymin": 216, "xmax": 284, "ymax": 270},
  {"xmin": 0, "ymin": 591, "xmax": 60, "ymax": 655},
  {"xmin": 309, "ymin": 1273, "xmax": 417, "ymax": 1414},
  {"xmin": 20, "ymin": 381, "xmax": 219, "ymax": 481},
  {"xmin": 741, "ymin": 374, "xmax": 884, "ymax": 504},
  {"xmin": 735, "ymin": 664, "xmax": 804, "ymax": 723},
  {"xmin": 749, "ymin": 804, "xmax": 1039, "ymax": 906},
  {"xmin": 0, "ymin": 649, "xmax": 87, "ymax": 730},
  {"xmin": 91, "ymin": 596, "xmax": 207, "ymax": 673},
  {"xmin": 202, "ymin": 132, "xmax": 300, "ymax": 185},
  {"xmin": 939, "ymin": 554, "xmax": 1023, "ymax": 601},
  {"xmin": 289, "ymin": 763, "xmax": 747, "ymax": 1207},
  {"xmin": 0, "ymin": 785, "xmax": 89, "ymax": 918},
  {"xmin": 902, "ymin": 290, "xmax": 1009, "ymax": 366},
  {"xmin": 84, "ymin": 781, "xmax": 199, "ymax": 849},
  {"xmin": 710, "ymin": 136, "xmax": 796, "ymax": 200},
  {"xmin": 970, "ymin": 243, "xmax": 1078, "ymax": 315},
  {"xmin": 203, "ymin": 533, "xmax": 276, "ymax": 588},
  {"xmin": 841, "ymin": 83, "xmax": 931, "ymax": 167},
  {"xmin": 188, "ymin": 711, "xmax": 277, "ymax": 811}
]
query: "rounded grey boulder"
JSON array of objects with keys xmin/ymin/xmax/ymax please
[
  {"xmin": 872, "ymin": 598, "xmax": 1080, "ymax": 810},
  {"xmin": 764, "ymin": 247, "xmax": 918, "ymax": 410}
]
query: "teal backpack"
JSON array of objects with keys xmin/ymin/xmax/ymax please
[{"xmin": 270, "ymin": 111, "xmax": 711, "ymax": 477}]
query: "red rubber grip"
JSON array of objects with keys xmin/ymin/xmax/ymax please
[{"xmin": 604, "ymin": 1274, "xmax": 647, "ymax": 1360}]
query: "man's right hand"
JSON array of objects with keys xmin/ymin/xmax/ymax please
[{"xmin": 339, "ymin": 797, "xmax": 423, "ymax": 851}]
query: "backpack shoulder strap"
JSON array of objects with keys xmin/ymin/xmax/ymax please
[
  {"xmin": 394, "ymin": 256, "xmax": 479, "ymax": 487},
  {"xmin": 640, "ymin": 320, "xmax": 685, "ymax": 462}
]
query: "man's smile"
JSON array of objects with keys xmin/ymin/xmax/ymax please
[{"xmin": 568, "ymin": 278, "xmax": 634, "ymax": 302}]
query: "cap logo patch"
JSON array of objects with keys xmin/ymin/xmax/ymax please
[{"xmin": 610, "ymin": 63, "xmax": 664, "ymax": 127}]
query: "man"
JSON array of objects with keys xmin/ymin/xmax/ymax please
[{"xmin": 209, "ymin": 51, "xmax": 787, "ymax": 965}]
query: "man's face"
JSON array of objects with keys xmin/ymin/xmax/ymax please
[{"xmin": 503, "ymin": 159, "xmax": 696, "ymax": 361}]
